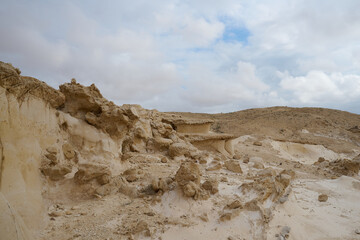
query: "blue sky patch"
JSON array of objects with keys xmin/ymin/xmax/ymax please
[{"xmin": 222, "ymin": 26, "xmax": 250, "ymax": 44}]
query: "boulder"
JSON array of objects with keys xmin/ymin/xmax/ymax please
[{"xmin": 175, "ymin": 162, "xmax": 201, "ymax": 187}]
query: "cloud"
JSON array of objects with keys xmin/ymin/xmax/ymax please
[
  {"xmin": 181, "ymin": 61, "xmax": 274, "ymax": 112},
  {"xmin": 178, "ymin": 17, "xmax": 224, "ymax": 47},
  {"xmin": 1, "ymin": 0, "xmax": 360, "ymax": 113},
  {"xmin": 279, "ymin": 70, "xmax": 360, "ymax": 104}
]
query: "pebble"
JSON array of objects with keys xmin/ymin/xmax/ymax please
[{"xmin": 318, "ymin": 194, "xmax": 328, "ymax": 202}]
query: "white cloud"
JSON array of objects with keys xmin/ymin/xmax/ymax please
[
  {"xmin": 1, "ymin": 0, "xmax": 360, "ymax": 113},
  {"xmin": 177, "ymin": 17, "xmax": 224, "ymax": 47},
  {"xmin": 280, "ymin": 70, "xmax": 360, "ymax": 104},
  {"xmin": 181, "ymin": 61, "xmax": 273, "ymax": 111}
]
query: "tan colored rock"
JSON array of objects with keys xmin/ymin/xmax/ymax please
[
  {"xmin": 62, "ymin": 143, "xmax": 75, "ymax": 159},
  {"xmin": 348, "ymin": 126, "xmax": 360, "ymax": 133},
  {"xmin": 75, "ymin": 163, "xmax": 111, "ymax": 185},
  {"xmin": 256, "ymin": 168, "xmax": 276, "ymax": 178},
  {"xmin": 244, "ymin": 200, "xmax": 260, "ymax": 211},
  {"xmin": 123, "ymin": 168, "xmax": 143, "ymax": 182},
  {"xmin": 199, "ymin": 213, "xmax": 209, "ymax": 222},
  {"xmin": 169, "ymin": 142, "xmax": 195, "ymax": 158},
  {"xmin": 40, "ymin": 157, "xmax": 72, "ymax": 181},
  {"xmin": 133, "ymin": 220, "xmax": 151, "ymax": 236},
  {"xmin": 183, "ymin": 181, "xmax": 197, "ymax": 197},
  {"xmin": 202, "ymin": 179, "xmax": 219, "ymax": 194},
  {"xmin": 151, "ymin": 178, "xmax": 169, "ymax": 193},
  {"xmin": 253, "ymin": 141, "xmax": 262, "ymax": 146},
  {"xmin": 318, "ymin": 194, "xmax": 328, "ymax": 202},
  {"xmin": 224, "ymin": 160, "xmax": 243, "ymax": 173},
  {"xmin": 252, "ymin": 161, "xmax": 265, "ymax": 169},
  {"xmin": 46, "ymin": 146, "xmax": 58, "ymax": 154},
  {"xmin": 226, "ymin": 200, "xmax": 243, "ymax": 209},
  {"xmin": 317, "ymin": 158, "xmax": 360, "ymax": 177},
  {"xmin": 0, "ymin": 61, "xmax": 65, "ymax": 108},
  {"xmin": 221, "ymin": 176, "xmax": 228, "ymax": 182},
  {"xmin": 48, "ymin": 211, "xmax": 63, "ymax": 217},
  {"xmin": 161, "ymin": 156, "xmax": 168, "ymax": 163},
  {"xmin": 95, "ymin": 176, "xmax": 136, "ymax": 197},
  {"xmin": 206, "ymin": 162, "xmax": 222, "ymax": 171},
  {"xmin": 219, "ymin": 212, "xmax": 233, "ymax": 222},
  {"xmin": 199, "ymin": 158, "xmax": 207, "ymax": 164},
  {"xmin": 233, "ymin": 153, "xmax": 242, "ymax": 160},
  {"xmin": 59, "ymin": 81, "xmax": 146, "ymax": 137},
  {"xmin": 241, "ymin": 170, "xmax": 292, "ymax": 203},
  {"xmin": 175, "ymin": 162, "xmax": 210, "ymax": 199},
  {"xmin": 175, "ymin": 162, "xmax": 201, "ymax": 187},
  {"xmin": 45, "ymin": 153, "xmax": 58, "ymax": 163}
]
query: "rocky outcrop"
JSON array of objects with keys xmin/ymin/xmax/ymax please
[
  {"xmin": 0, "ymin": 61, "xmax": 65, "ymax": 108},
  {"xmin": 314, "ymin": 157, "xmax": 360, "ymax": 177},
  {"xmin": 1, "ymin": 62, "xmax": 244, "ymax": 239},
  {"xmin": 163, "ymin": 117, "xmax": 214, "ymax": 134},
  {"xmin": 59, "ymin": 80, "xmax": 151, "ymax": 140}
]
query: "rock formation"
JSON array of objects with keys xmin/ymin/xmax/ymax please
[{"xmin": 1, "ymin": 61, "xmax": 360, "ymax": 240}]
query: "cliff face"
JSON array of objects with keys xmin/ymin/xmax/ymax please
[
  {"xmin": 0, "ymin": 61, "xmax": 225, "ymax": 239},
  {"xmin": 0, "ymin": 65, "xmax": 64, "ymax": 239},
  {"xmin": 0, "ymin": 62, "xmax": 136, "ymax": 238}
]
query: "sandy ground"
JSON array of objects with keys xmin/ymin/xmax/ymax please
[{"xmin": 39, "ymin": 130, "xmax": 360, "ymax": 240}]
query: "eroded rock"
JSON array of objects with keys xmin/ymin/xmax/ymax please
[
  {"xmin": 318, "ymin": 194, "xmax": 328, "ymax": 202},
  {"xmin": 224, "ymin": 160, "xmax": 243, "ymax": 173},
  {"xmin": 75, "ymin": 163, "xmax": 111, "ymax": 185}
]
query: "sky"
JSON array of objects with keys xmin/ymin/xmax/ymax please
[{"xmin": 1, "ymin": 0, "xmax": 360, "ymax": 114}]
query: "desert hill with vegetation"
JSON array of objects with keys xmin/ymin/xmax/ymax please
[{"xmin": 1, "ymin": 61, "xmax": 360, "ymax": 240}]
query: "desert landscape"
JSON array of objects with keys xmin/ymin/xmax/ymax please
[{"xmin": 1, "ymin": 60, "xmax": 360, "ymax": 240}]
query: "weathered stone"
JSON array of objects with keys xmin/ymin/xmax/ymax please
[
  {"xmin": 202, "ymin": 179, "xmax": 219, "ymax": 194},
  {"xmin": 219, "ymin": 212, "xmax": 232, "ymax": 222},
  {"xmin": 206, "ymin": 163, "xmax": 222, "ymax": 171},
  {"xmin": 175, "ymin": 162, "xmax": 201, "ymax": 187},
  {"xmin": 41, "ymin": 164, "xmax": 72, "ymax": 181},
  {"xmin": 0, "ymin": 61, "xmax": 65, "ymax": 108},
  {"xmin": 169, "ymin": 142, "xmax": 195, "ymax": 158},
  {"xmin": 46, "ymin": 146, "xmax": 58, "ymax": 154},
  {"xmin": 62, "ymin": 143, "xmax": 75, "ymax": 159},
  {"xmin": 224, "ymin": 160, "xmax": 243, "ymax": 173},
  {"xmin": 226, "ymin": 200, "xmax": 242, "ymax": 209},
  {"xmin": 75, "ymin": 163, "xmax": 111, "ymax": 184},
  {"xmin": 183, "ymin": 182, "xmax": 197, "ymax": 197},
  {"xmin": 161, "ymin": 156, "xmax": 168, "ymax": 163},
  {"xmin": 253, "ymin": 141, "xmax": 262, "ymax": 146},
  {"xmin": 318, "ymin": 194, "xmax": 328, "ymax": 202},
  {"xmin": 252, "ymin": 161, "xmax": 265, "ymax": 169},
  {"xmin": 45, "ymin": 153, "xmax": 58, "ymax": 163}
]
